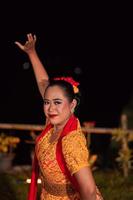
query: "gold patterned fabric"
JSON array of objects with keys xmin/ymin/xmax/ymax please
[
  {"xmin": 35, "ymin": 121, "xmax": 103, "ymax": 200},
  {"xmin": 35, "ymin": 121, "xmax": 89, "ymax": 200}
]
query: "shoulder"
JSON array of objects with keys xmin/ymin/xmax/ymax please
[
  {"xmin": 62, "ymin": 117, "xmax": 87, "ymax": 146},
  {"xmin": 62, "ymin": 129, "xmax": 88, "ymax": 158},
  {"xmin": 62, "ymin": 128, "xmax": 87, "ymax": 146},
  {"xmin": 62, "ymin": 129, "xmax": 89, "ymax": 175}
]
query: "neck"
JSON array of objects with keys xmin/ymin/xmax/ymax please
[{"xmin": 54, "ymin": 125, "xmax": 63, "ymax": 133}]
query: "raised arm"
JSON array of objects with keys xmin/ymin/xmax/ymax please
[{"xmin": 15, "ymin": 33, "xmax": 49, "ymax": 98}]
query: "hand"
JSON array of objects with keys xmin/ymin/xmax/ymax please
[{"xmin": 15, "ymin": 33, "xmax": 37, "ymax": 55}]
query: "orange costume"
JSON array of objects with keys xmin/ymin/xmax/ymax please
[{"xmin": 28, "ymin": 115, "xmax": 103, "ymax": 200}]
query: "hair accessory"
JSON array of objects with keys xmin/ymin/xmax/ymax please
[{"xmin": 54, "ymin": 77, "xmax": 80, "ymax": 94}]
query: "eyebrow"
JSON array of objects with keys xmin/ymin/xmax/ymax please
[{"xmin": 44, "ymin": 98, "xmax": 63, "ymax": 101}]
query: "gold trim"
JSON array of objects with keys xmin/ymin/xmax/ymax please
[{"xmin": 42, "ymin": 179, "xmax": 76, "ymax": 196}]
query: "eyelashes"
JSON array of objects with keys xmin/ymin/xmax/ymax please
[{"xmin": 44, "ymin": 101, "xmax": 62, "ymax": 105}]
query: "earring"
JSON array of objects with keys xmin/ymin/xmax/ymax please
[{"xmin": 71, "ymin": 108, "xmax": 75, "ymax": 114}]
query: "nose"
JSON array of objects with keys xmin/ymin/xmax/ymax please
[{"xmin": 48, "ymin": 102, "xmax": 55, "ymax": 112}]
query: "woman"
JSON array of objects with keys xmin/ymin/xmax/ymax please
[{"xmin": 15, "ymin": 34, "xmax": 103, "ymax": 200}]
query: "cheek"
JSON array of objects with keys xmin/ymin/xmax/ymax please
[
  {"xmin": 61, "ymin": 103, "xmax": 71, "ymax": 112},
  {"xmin": 43, "ymin": 105, "xmax": 48, "ymax": 113}
]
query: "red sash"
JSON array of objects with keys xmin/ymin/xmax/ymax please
[{"xmin": 28, "ymin": 114, "xmax": 79, "ymax": 200}]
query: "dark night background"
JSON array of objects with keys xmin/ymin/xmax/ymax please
[{"xmin": 0, "ymin": 3, "xmax": 132, "ymax": 166}]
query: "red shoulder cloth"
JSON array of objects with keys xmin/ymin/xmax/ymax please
[{"xmin": 28, "ymin": 114, "xmax": 79, "ymax": 200}]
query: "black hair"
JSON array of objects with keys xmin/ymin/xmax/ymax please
[{"xmin": 44, "ymin": 79, "xmax": 80, "ymax": 109}]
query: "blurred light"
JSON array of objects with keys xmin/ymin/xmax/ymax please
[
  {"xmin": 26, "ymin": 178, "xmax": 31, "ymax": 183},
  {"xmin": 23, "ymin": 62, "xmax": 30, "ymax": 70},
  {"xmin": 37, "ymin": 179, "xmax": 42, "ymax": 184},
  {"xmin": 74, "ymin": 67, "xmax": 82, "ymax": 75},
  {"xmin": 26, "ymin": 178, "xmax": 42, "ymax": 184}
]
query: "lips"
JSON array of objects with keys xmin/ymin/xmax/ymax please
[{"xmin": 48, "ymin": 114, "xmax": 58, "ymax": 118}]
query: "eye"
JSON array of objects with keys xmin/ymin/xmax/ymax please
[
  {"xmin": 44, "ymin": 100, "xmax": 49, "ymax": 105},
  {"xmin": 54, "ymin": 101, "xmax": 62, "ymax": 105}
]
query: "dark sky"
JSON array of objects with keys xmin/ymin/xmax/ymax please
[{"xmin": 0, "ymin": 4, "xmax": 132, "ymax": 128}]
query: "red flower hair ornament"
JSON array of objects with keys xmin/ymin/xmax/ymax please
[{"xmin": 54, "ymin": 77, "xmax": 80, "ymax": 94}]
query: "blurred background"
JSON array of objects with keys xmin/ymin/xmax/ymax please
[
  {"xmin": 0, "ymin": 4, "xmax": 132, "ymax": 127},
  {"xmin": 0, "ymin": 2, "xmax": 133, "ymax": 199}
]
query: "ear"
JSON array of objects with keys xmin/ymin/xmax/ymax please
[{"xmin": 70, "ymin": 99, "xmax": 77, "ymax": 112}]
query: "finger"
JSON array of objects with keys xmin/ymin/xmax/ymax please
[
  {"xmin": 15, "ymin": 41, "xmax": 24, "ymax": 50},
  {"xmin": 27, "ymin": 33, "xmax": 33, "ymax": 42},
  {"xmin": 33, "ymin": 34, "xmax": 37, "ymax": 42}
]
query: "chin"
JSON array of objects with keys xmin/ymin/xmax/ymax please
[{"xmin": 49, "ymin": 119, "xmax": 60, "ymax": 125}]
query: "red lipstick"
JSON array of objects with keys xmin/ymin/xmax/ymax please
[{"xmin": 48, "ymin": 114, "xmax": 57, "ymax": 118}]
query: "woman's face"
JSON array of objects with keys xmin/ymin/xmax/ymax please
[{"xmin": 43, "ymin": 85, "xmax": 75, "ymax": 129}]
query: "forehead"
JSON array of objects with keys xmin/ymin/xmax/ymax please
[{"xmin": 44, "ymin": 85, "xmax": 66, "ymax": 99}]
